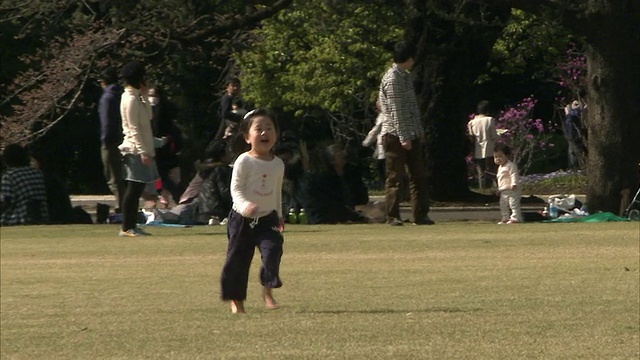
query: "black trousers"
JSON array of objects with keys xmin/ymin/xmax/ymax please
[
  {"xmin": 122, "ymin": 180, "xmax": 145, "ymax": 231},
  {"xmin": 220, "ymin": 210, "xmax": 284, "ymax": 301}
]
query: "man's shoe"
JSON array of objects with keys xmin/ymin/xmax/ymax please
[
  {"xmin": 413, "ymin": 217, "xmax": 435, "ymax": 225},
  {"xmin": 387, "ymin": 218, "xmax": 404, "ymax": 226},
  {"xmin": 118, "ymin": 229, "xmax": 138, "ymax": 237}
]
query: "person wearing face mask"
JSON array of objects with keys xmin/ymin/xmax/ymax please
[
  {"xmin": 148, "ymin": 86, "xmax": 184, "ymax": 208},
  {"xmin": 118, "ymin": 62, "xmax": 161, "ymax": 237}
]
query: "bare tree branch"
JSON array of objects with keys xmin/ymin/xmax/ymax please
[
  {"xmin": 183, "ymin": 0, "xmax": 293, "ymax": 42},
  {"xmin": 15, "ymin": 59, "xmax": 94, "ymax": 144}
]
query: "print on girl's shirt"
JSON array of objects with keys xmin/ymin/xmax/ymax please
[{"xmin": 254, "ymin": 173, "xmax": 273, "ymax": 196}]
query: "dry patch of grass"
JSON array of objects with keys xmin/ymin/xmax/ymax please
[{"xmin": 1, "ymin": 223, "xmax": 638, "ymax": 359}]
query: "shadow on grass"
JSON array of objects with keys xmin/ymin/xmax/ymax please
[{"xmin": 296, "ymin": 307, "xmax": 482, "ymax": 314}]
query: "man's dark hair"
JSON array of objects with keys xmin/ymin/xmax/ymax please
[
  {"xmin": 476, "ymin": 100, "xmax": 491, "ymax": 115},
  {"xmin": 393, "ymin": 40, "xmax": 416, "ymax": 63},
  {"xmin": 121, "ymin": 61, "xmax": 146, "ymax": 88},
  {"xmin": 2, "ymin": 143, "xmax": 30, "ymax": 168},
  {"xmin": 494, "ymin": 142, "xmax": 512, "ymax": 157},
  {"xmin": 227, "ymin": 77, "xmax": 241, "ymax": 86},
  {"xmin": 100, "ymin": 68, "xmax": 119, "ymax": 85},
  {"xmin": 204, "ymin": 140, "xmax": 228, "ymax": 162}
]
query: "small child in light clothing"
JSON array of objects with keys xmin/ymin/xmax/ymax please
[
  {"xmin": 494, "ymin": 143, "xmax": 522, "ymax": 224},
  {"xmin": 220, "ymin": 108, "xmax": 285, "ymax": 314}
]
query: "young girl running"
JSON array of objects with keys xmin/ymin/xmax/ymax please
[{"xmin": 220, "ymin": 108, "xmax": 285, "ymax": 314}]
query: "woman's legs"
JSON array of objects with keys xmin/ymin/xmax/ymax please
[{"xmin": 122, "ymin": 180, "xmax": 146, "ymax": 231}]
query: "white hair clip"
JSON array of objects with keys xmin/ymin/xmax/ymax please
[{"xmin": 243, "ymin": 109, "xmax": 256, "ymax": 120}]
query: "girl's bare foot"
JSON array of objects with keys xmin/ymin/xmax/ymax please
[
  {"xmin": 263, "ymin": 288, "xmax": 280, "ymax": 309},
  {"xmin": 230, "ymin": 300, "xmax": 246, "ymax": 314}
]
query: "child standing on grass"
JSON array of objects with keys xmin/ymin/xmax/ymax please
[
  {"xmin": 494, "ymin": 143, "xmax": 522, "ymax": 224},
  {"xmin": 220, "ymin": 108, "xmax": 285, "ymax": 314}
]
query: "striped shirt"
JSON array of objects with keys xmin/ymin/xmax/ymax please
[
  {"xmin": 1, "ymin": 166, "xmax": 49, "ymax": 225},
  {"xmin": 378, "ymin": 64, "xmax": 424, "ymax": 141}
]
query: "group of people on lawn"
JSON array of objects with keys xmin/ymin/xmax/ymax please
[{"xmin": 2, "ymin": 40, "xmax": 544, "ymax": 228}]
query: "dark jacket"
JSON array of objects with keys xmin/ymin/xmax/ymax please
[
  {"xmin": 215, "ymin": 94, "xmax": 244, "ymax": 139},
  {"xmin": 152, "ymin": 102, "xmax": 183, "ymax": 171},
  {"xmin": 98, "ymin": 84, "xmax": 124, "ymax": 146},
  {"xmin": 300, "ymin": 164, "xmax": 369, "ymax": 224},
  {"xmin": 191, "ymin": 161, "xmax": 233, "ymax": 223}
]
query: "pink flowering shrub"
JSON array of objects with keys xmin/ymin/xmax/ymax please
[
  {"xmin": 495, "ymin": 96, "xmax": 555, "ymax": 175},
  {"xmin": 556, "ymin": 44, "xmax": 587, "ymax": 99}
]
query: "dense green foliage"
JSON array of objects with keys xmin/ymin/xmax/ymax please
[{"xmin": 237, "ymin": 0, "xmax": 411, "ymax": 142}]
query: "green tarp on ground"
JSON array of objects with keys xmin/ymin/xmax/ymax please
[{"xmin": 546, "ymin": 212, "xmax": 629, "ymax": 223}]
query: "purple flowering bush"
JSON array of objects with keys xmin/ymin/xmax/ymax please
[
  {"xmin": 495, "ymin": 96, "xmax": 555, "ymax": 175},
  {"xmin": 556, "ymin": 45, "xmax": 587, "ymax": 100}
]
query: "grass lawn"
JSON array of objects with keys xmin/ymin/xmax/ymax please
[{"xmin": 1, "ymin": 222, "xmax": 639, "ymax": 359}]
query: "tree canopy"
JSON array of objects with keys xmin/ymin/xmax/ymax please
[{"xmin": 1, "ymin": 0, "xmax": 637, "ymax": 214}]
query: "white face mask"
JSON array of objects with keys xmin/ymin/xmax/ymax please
[{"xmin": 149, "ymin": 97, "xmax": 159, "ymax": 106}]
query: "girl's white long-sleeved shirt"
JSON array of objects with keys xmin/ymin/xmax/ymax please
[
  {"xmin": 496, "ymin": 160, "xmax": 520, "ymax": 191},
  {"xmin": 231, "ymin": 152, "xmax": 284, "ymax": 219},
  {"xmin": 119, "ymin": 87, "xmax": 155, "ymax": 157}
]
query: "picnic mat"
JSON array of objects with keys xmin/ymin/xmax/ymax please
[
  {"xmin": 546, "ymin": 212, "xmax": 629, "ymax": 223},
  {"xmin": 143, "ymin": 221, "xmax": 193, "ymax": 228}
]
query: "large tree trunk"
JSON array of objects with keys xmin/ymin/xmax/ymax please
[
  {"xmin": 583, "ymin": 3, "xmax": 640, "ymax": 213},
  {"xmin": 409, "ymin": 2, "xmax": 509, "ymax": 201}
]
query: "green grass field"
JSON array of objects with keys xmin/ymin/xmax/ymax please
[{"xmin": 1, "ymin": 222, "xmax": 639, "ymax": 359}]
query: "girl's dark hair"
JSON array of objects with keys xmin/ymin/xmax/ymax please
[
  {"xmin": 121, "ymin": 61, "xmax": 146, "ymax": 88},
  {"xmin": 230, "ymin": 108, "xmax": 279, "ymax": 154},
  {"xmin": 494, "ymin": 142, "xmax": 512, "ymax": 156}
]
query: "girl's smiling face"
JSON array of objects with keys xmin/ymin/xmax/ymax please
[{"xmin": 245, "ymin": 115, "xmax": 277, "ymax": 157}]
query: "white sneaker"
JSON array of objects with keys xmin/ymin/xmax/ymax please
[
  {"xmin": 219, "ymin": 218, "xmax": 228, "ymax": 225},
  {"xmin": 134, "ymin": 227, "xmax": 152, "ymax": 236},
  {"xmin": 118, "ymin": 229, "xmax": 138, "ymax": 237}
]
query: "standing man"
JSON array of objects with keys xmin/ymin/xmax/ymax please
[
  {"xmin": 214, "ymin": 77, "xmax": 243, "ymax": 140},
  {"xmin": 379, "ymin": 40, "xmax": 434, "ymax": 226},
  {"xmin": 98, "ymin": 67, "xmax": 125, "ymax": 213},
  {"xmin": 563, "ymin": 100, "xmax": 586, "ymax": 170},
  {"xmin": 467, "ymin": 100, "xmax": 500, "ymax": 190}
]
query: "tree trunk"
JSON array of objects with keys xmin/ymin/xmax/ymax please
[
  {"xmin": 583, "ymin": 3, "xmax": 640, "ymax": 213},
  {"xmin": 409, "ymin": 2, "xmax": 510, "ymax": 200}
]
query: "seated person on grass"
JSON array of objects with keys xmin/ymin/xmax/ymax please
[
  {"xmin": 274, "ymin": 141, "xmax": 307, "ymax": 219},
  {"xmin": 160, "ymin": 141, "xmax": 233, "ymax": 225},
  {"xmin": 1, "ymin": 144, "xmax": 49, "ymax": 225},
  {"xmin": 190, "ymin": 140, "xmax": 233, "ymax": 224},
  {"xmin": 300, "ymin": 143, "xmax": 369, "ymax": 224}
]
